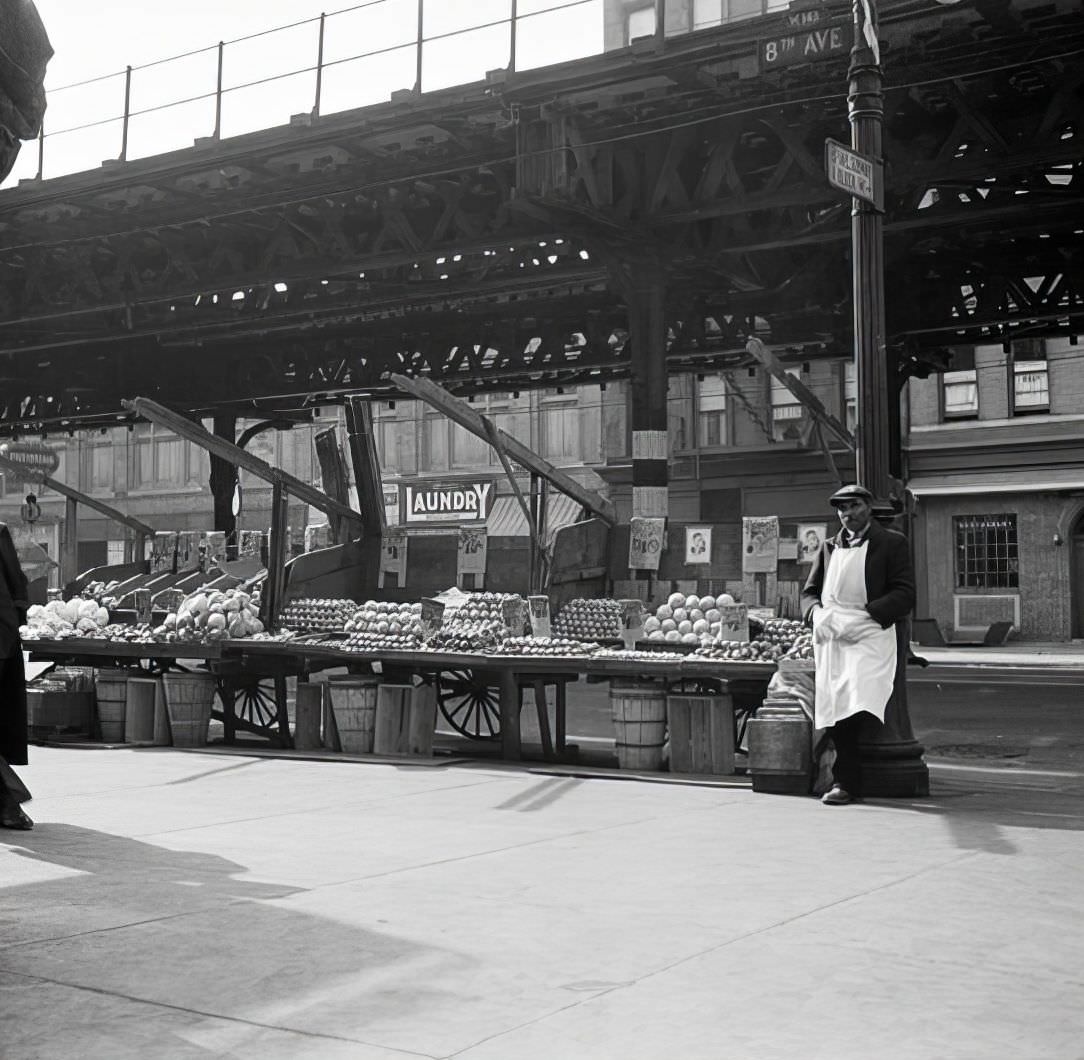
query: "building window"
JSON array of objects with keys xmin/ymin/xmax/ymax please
[
  {"xmin": 954, "ymin": 514, "xmax": 1018, "ymax": 589},
  {"xmin": 107, "ymin": 540, "xmax": 126, "ymax": 565},
  {"xmin": 540, "ymin": 391, "xmax": 580, "ymax": 464},
  {"xmin": 842, "ymin": 361, "xmax": 857, "ymax": 431},
  {"xmin": 1011, "ymin": 350, "xmax": 1049, "ymax": 414},
  {"xmin": 697, "ymin": 375, "xmax": 728, "ymax": 447},
  {"xmin": 132, "ymin": 426, "xmax": 201, "ymax": 489},
  {"xmin": 626, "ymin": 5, "xmax": 655, "ymax": 43},
  {"xmin": 81, "ymin": 442, "xmax": 114, "ymax": 492},
  {"xmin": 942, "ymin": 348, "xmax": 978, "ymax": 419},
  {"xmin": 667, "ymin": 376, "xmax": 693, "ymax": 454},
  {"xmin": 770, "ymin": 369, "xmax": 805, "ymax": 441}
]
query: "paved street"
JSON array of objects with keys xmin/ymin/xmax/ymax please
[{"xmin": 2, "ymin": 745, "xmax": 1083, "ymax": 1060}]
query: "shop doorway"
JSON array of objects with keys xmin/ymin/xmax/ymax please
[{"xmin": 1073, "ymin": 514, "xmax": 1084, "ymax": 638}]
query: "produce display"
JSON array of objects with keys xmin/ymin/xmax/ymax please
[
  {"xmin": 154, "ymin": 587, "xmax": 265, "ymax": 644},
  {"xmin": 429, "ymin": 592, "xmax": 524, "ymax": 652},
  {"xmin": 345, "ymin": 600, "xmax": 422, "ymax": 641},
  {"xmin": 79, "ymin": 580, "xmax": 124, "ymax": 607},
  {"xmin": 695, "ymin": 640, "xmax": 778, "ymax": 663},
  {"xmin": 340, "ymin": 630, "xmax": 421, "ymax": 653},
  {"xmin": 591, "ymin": 648, "xmax": 687, "ymax": 663},
  {"xmin": 490, "ymin": 636, "xmax": 596, "ymax": 657},
  {"xmin": 759, "ymin": 619, "xmax": 812, "ymax": 659},
  {"xmin": 643, "ymin": 591, "xmax": 735, "ymax": 647},
  {"xmin": 278, "ymin": 597, "xmax": 357, "ymax": 633},
  {"xmin": 553, "ymin": 599, "xmax": 622, "ymax": 641},
  {"xmin": 22, "ymin": 599, "xmax": 111, "ymax": 639}
]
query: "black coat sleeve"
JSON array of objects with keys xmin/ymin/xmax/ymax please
[
  {"xmin": 865, "ymin": 531, "xmax": 916, "ymax": 628},
  {"xmin": 0, "ymin": 525, "xmax": 28, "ymax": 625},
  {"xmin": 800, "ymin": 544, "xmax": 829, "ymax": 625}
]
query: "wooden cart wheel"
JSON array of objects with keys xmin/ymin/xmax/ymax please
[
  {"xmin": 436, "ymin": 669, "xmax": 501, "ymax": 740},
  {"xmin": 215, "ymin": 677, "xmax": 278, "ymax": 730}
]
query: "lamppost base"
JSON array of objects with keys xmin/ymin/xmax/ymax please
[{"xmin": 859, "ymin": 738, "xmax": 930, "ymax": 797}]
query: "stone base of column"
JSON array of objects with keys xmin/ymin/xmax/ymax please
[{"xmin": 859, "ymin": 738, "xmax": 930, "ymax": 797}]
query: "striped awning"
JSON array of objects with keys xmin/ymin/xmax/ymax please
[{"xmin": 486, "ymin": 491, "xmax": 585, "ymax": 546}]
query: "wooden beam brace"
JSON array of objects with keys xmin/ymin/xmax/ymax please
[
  {"xmin": 344, "ymin": 397, "xmax": 387, "ymax": 537},
  {"xmin": 745, "ymin": 338, "xmax": 855, "ymax": 451},
  {"xmin": 123, "ymin": 396, "xmax": 364, "ymax": 524},
  {"xmin": 388, "ymin": 373, "xmax": 616, "ymax": 525}
]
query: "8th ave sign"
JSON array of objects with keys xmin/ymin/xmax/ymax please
[
  {"xmin": 825, "ymin": 139, "xmax": 884, "ymax": 212},
  {"xmin": 760, "ymin": 6, "xmax": 851, "ymax": 70}
]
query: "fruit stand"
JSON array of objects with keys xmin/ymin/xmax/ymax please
[{"xmin": 22, "ymin": 580, "xmax": 816, "ymax": 764}]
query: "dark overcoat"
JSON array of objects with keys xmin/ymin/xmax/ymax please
[
  {"xmin": 0, "ymin": 522, "xmax": 29, "ymax": 765},
  {"xmin": 800, "ymin": 518, "xmax": 915, "ymax": 629}
]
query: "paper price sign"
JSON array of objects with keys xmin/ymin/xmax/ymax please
[
  {"xmin": 716, "ymin": 603, "xmax": 750, "ymax": 643},
  {"xmin": 502, "ymin": 597, "xmax": 527, "ymax": 638},
  {"xmin": 628, "ymin": 517, "xmax": 665, "ymax": 571},
  {"xmin": 419, "ymin": 598, "xmax": 445, "ymax": 643},
  {"xmin": 619, "ymin": 599, "xmax": 644, "ymax": 648},
  {"xmin": 527, "ymin": 595, "xmax": 552, "ymax": 639}
]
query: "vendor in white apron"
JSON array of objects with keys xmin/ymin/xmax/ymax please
[{"xmin": 800, "ymin": 485, "xmax": 916, "ymax": 805}]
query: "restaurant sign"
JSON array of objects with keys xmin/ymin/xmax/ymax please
[
  {"xmin": 0, "ymin": 442, "xmax": 60, "ymax": 482},
  {"xmin": 402, "ymin": 480, "xmax": 495, "ymax": 524}
]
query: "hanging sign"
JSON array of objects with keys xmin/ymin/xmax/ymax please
[
  {"xmin": 628, "ymin": 517, "xmax": 665, "ymax": 571},
  {"xmin": 742, "ymin": 516, "xmax": 779, "ymax": 573},
  {"xmin": 202, "ymin": 531, "xmax": 227, "ymax": 570},
  {"xmin": 238, "ymin": 529, "xmax": 264, "ymax": 559},
  {"xmin": 0, "ymin": 442, "xmax": 59, "ymax": 482},
  {"xmin": 798, "ymin": 524, "xmax": 827, "ymax": 565},
  {"xmin": 684, "ymin": 526, "xmax": 712, "ymax": 565},
  {"xmin": 716, "ymin": 603, "xmax": 750, "ymax": 643},
  {"xmin": 175, "ymin": 531, "xmax": 203, "ymax": 572},
  {"xmin": 527, "ymin": 595, "xmax": 552, "ymax": 639},
  {"xmin": 457, "ymin": 527, "xmax": 488, "ymax": 577},
  {"xmin": 402, "ymin": 480, "xmax": 495, "ymax": 523}
]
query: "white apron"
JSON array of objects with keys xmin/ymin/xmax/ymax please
[{"xmin": 812, "ymin": 541, "xmax": 896, "ymax": 729}]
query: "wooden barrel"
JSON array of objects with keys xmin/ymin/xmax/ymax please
[
  {"xmin": 327, "ymin": 677, "xmax": 379, "ymax": 754},
  {"xmin": 161, "ymin": 673, "xmax": 217, "ymax": 748},
  {"xmin": 610, "ymin": 680, "xmax": 667, "ymax": 771},
  {"xmin": 125, "ymin": 678, "xmax": 158, "ymax": 743},
  {"xmin": 95, "ymin": 668, "xmax": 130, "ymax": 743}
]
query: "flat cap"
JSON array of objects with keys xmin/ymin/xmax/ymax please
[{"xmin": 828, "ymin": 483, "xmax": 874, "ymax": 507}]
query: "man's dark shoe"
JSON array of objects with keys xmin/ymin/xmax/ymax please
[
  {"xmin": 821, "ymin": 785, "xmax": 856, "ymax": 806},
  {"xmin": 0, "ymin": 804, "xmax": 33, "ymax": 830}
]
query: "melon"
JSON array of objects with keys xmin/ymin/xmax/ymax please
[
  {"xmin": 672, "ymin": 608, "xmax": 688, "ymax": 623},
  {"xmin": 664, "ymin": 630, "xmax": 682, "ymax": 643},
  {"xmin": 655, "ymin": 604, "xmax": 673, "ymax": 621},
  {"xmin": 667, "ymin": 592, "xmax": 686, "ymax": 609},
  {"xmin": 699, "ymin": 595, "xmax": 716, "ymax": 611},
  {"xmin": 681, "ymin": 632, "xmax": 699, "ymax": 645},
  {"xmin": 685, "ymin": 595, "xmax": 701, "ymax": 612},
  {"xmin": 692, "ymin": 619, "xmax": 709, "ymax": 635},
  {"xmin": 643, "ymin": 616, "xmax": 661, "ymax": 633},
  {"xmin": 689, "ymin": 609, "xmax": 705, "ymax": 622},
  {"xmin": 649, "ymin": 630, "xmax": 666, "ymax": 642},
  {"xmin": 706, "ymin": 608, "xmax": 722, "ymax": 623},
  {"xmin": 717, "ymin": 593, "xmax": 736, "ymax": 606},
  {"xmin": 677, "ymin": 620, "xmax": 693, "ymax": 635},
  {"xmin": 661, "ymin": 618, "xmax": 677, "ymax": 633}
]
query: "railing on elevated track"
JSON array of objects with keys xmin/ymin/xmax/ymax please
[{"xmin": 14, "ymin": 0, "xmax": 791, "ymax": 186}]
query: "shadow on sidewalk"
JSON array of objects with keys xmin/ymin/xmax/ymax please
[
  {"xmin": 867, "ymin": 780, "xmax": 1084, "ymax": 856},
  {"xmin": 0, "ymin": 825, "xmax": 465, "ymax": 1051}
]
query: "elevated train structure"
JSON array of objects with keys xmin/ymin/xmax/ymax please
[{"xmin": 0, "ymin": 0, "xmax": 1078, "ymax": 435}]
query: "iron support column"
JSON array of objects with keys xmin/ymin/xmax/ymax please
[
  {"xmin": 848, "ymin": 0, "xmax": 928, "ymax": 797},
  {"xmin": 627, "ymin": 262, "xmax": 669, "ymax": 550},
  {"xmin": 209, "ymin": 412, "xmax": 238, "ymax": 555}
]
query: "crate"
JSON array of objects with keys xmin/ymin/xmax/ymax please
[
  {"xmin": 667, "ymin": 693, "xmax": 735, "ymax": 775},
  {"xmin": 27, "ymin": 689, "xmax": 94, "ymax": 732}
]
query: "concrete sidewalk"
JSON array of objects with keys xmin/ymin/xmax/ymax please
[
  {"xmin": 2, "ymin": 746, "xmax": 1083, "ymax": 1060},
  {"xmin": 916, "ymin": 641, "xmax": 1084, "ymax": 669}
]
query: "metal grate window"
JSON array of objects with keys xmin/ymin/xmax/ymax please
[{"xmin": 954, "ymin": 514, "xmax": 1019, "ymax": 589}]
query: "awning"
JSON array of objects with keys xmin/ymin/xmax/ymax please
[
  {"xmin": 908, "ymin": 469, "xmax": 1084, "ymax": 496},
  {"xmin": 486, "ymin": 491, "xmax": 585, "ymax": 546}
]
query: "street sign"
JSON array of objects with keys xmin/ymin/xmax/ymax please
[
  {"xmin": 759, "ymin": 8, "xmax": 851, "ymax": 71},
  {"xmin": 825, "ymin": 138, "xmax": 884, "ymax": 212},
  {"xmin": 0, "ymin": 441, "xmax": 59, "ymax": 482}
]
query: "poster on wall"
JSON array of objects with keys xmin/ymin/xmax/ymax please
[
  {"xmin": 457, "ymin": 527, "xmax": 488, "ymax": 578},
  {"xmin": 797, "ymin": 524, "xmax": 827, "ymax": 564},
  {"xmin": 684, "ymin": 526, "xmax": 712, "ymax": 565},
  {"xmin": 150, "ymin": 532, "xmax": 177, "ymax": 574},
  {"xmin": 628, "ymin": 517, "xmax": 665, "ymax": 571},
  {"xmin": 742, "ymin": 516, "xmax": 779, "ymax": 573},
  {"xmin": 201, "ymin": 531, "xmax": 227, "ymax": 571},
  {"xmin": 379, "ymin": 528, "xmax": 408, "ymax": 588}
]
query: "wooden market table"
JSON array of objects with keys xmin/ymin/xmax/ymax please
[{"xmin": 26, "ymin": 637, "xmax": 777, "ymax": 762}]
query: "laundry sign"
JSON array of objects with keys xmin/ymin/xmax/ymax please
[{"xmin": 402, "ymin": 480, "xmax": 495, "ymax": 523}]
